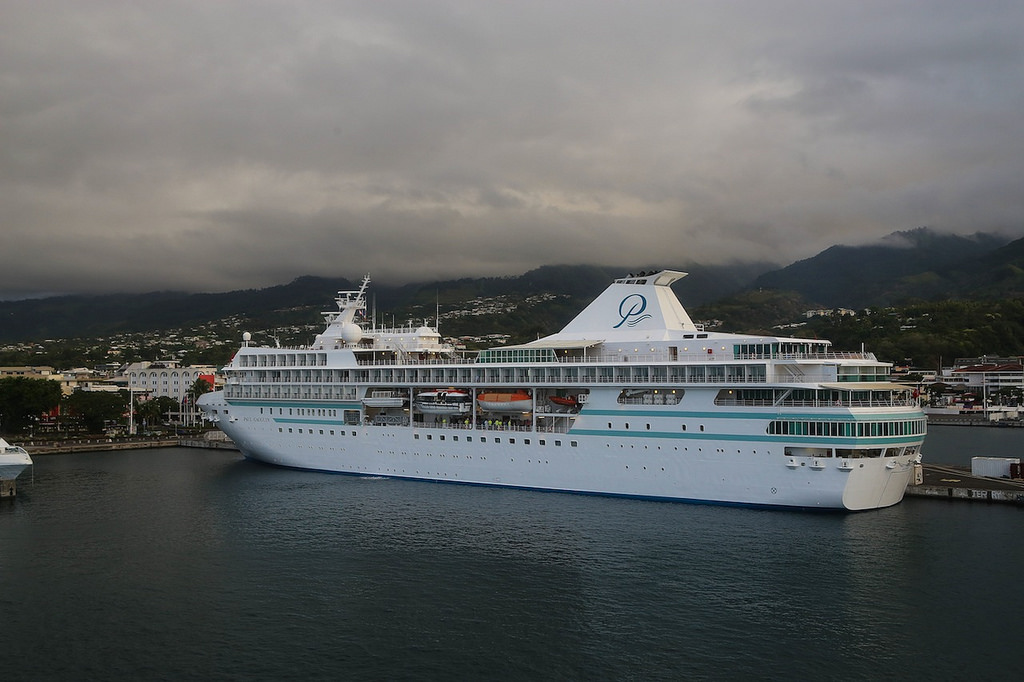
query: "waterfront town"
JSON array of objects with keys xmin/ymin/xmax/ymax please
[
  {"xmin": 3, "ymin": 300, "xmax": 1024, "ymax": 501},
  {"xmin": 4, "ymin": 339, "xmax": 1024, "ymax": 441},
  {"xmin": 3, "ymin": 345, "xmax": 1024, "ymax": 440}
]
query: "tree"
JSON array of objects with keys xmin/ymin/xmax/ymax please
[
  {"xmin": 135, "ymin": 396, "xmax": 179, "ymax": 429},
  {"xmin": 0, "ymin": 376, "xmax": 63, "ymax": 435},
  {"xmin": 64, "ymin": 390, "xmax": 130, "ymax": 434},
  {"xmin": 188, "ymin": 377, "xmax": 213, "ymax": 404}
]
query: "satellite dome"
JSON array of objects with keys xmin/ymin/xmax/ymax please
[{"xmin": 341, "ymin": 323, "xmax": 363, "ymax": 344}]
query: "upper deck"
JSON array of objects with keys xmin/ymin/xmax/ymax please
[{"xmin": 223, "ymin": 270, "xmax": 895, "ymax": 389}]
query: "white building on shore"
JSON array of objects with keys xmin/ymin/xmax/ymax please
[
  {"xmin": 122, "ymin": 360, "xmax": 220, "ymax": 400},
  {"xmin": 121, "ymin": 361, "xmax": 220, "ymax": 426},
  {"xmin": 931, "ymin": 356, "xmax": 1024, "ymax": 420}
]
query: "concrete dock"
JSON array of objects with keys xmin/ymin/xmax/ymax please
[
  {"xmin": 907, "ymin": 463, "xmax": 1024, "ymax": 505},
  {"xmin": 22, "ymin": 437, "xmax": 181, "ymax": 455}
]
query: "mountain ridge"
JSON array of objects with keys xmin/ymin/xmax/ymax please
[{"xmin": 3, "ymin": 227, "xmax": 1023, "ymax": 343}]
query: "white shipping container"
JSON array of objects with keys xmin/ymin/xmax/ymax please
[{"xmin": 971, "ymin": 457, "xmax": 1020, "ymax": 478}]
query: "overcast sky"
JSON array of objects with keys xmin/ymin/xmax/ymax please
[{"xmin": 2, "ymin": 1, "xmax": 1023, "ymax": 298}]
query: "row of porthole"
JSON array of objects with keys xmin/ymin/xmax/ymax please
[
  {"xmin": 380, "ymin": 468, "xmax": 454, "ymax": 476},
  {"xmin": 279, "ymin": 427, "xmax": 357, "ymax": 436},
  {"xmin": 603, "ymin": 443, "xmax": 763, "ymax": 455},
  {"xmin": 262, "ymin": 407, "xmax": 339, "ymax": 417},
  {"xmin": 611, "ymin": 422, "xmax": 706, "ymax": 432},
  {"xmin": 415, "ymin": 433, "xmax": 576, "ymax": 447},
  {"xmin": 379, "ymin": 451, "xmax": 488, "ymax": 461},
  {"xmin": 279, "ymin": 428, "xmax": 766, "ymax": 459}
]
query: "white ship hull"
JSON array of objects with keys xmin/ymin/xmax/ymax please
[
  {"xmin": 199, "ymin": 270, "xmax": 926, "ymax": 511},
  {"xmin": 0, "ymin": 439, "xmax": 33, "ymax": 481},
  {"xmin": 202, "ymin": 386, "xmax": 921, "ymax": 510}
]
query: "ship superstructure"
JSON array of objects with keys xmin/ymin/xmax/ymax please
[{"xmin": 198, "ymin": 271, "xmax": 925, "ymax": 510}]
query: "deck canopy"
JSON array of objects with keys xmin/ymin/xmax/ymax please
[
  {"xmin": 477, "ymin": 339, "xmax": 603, "ymax": 363},
  {"xmin": 506, "ymin": 339, "xmax": 604, "ymax": 351},
  {"xmin": 819, "ymin": 382, "xmax": 912, "ymax": 391}
]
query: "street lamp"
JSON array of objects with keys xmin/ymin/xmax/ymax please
[{"xmin": 127, "ymin": 386, "xmax": 136, "ymax": 436}]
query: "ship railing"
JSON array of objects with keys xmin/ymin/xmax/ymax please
[
  {"xmin": 411, "ymin": 420, "xmax": 572, "ymax": 434},
  {"xmin": 617, "ymin": 395, "xmax": 684, "ymax": 406},
  {"xmin": 237, "ymin": 348, "xmax": 877, "ymax": 367},
  {"xmin": 346, "ymin": 350, "xmax": 880, "ymax": 366},
  {"xmin": 714, "ymin": 398, "xmax": 920, "ymax": 408},
  {"xmin": 732, "ymin": 351, "xmax": 876, "ymax": 361}
]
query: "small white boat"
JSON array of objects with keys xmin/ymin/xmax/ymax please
[
  {"xmin": 477, "ymin": 392, "xmax": 533, "ymax": 413},
  {"xmin": 362, "ymin": 390, "xmax": 407, "ymax": 408},
  {"xmin": 0, "ymin": 438, "xmax": 33, "ymax": 481},
  {"xmin": 415, "ymin": 389, "xmax": 472, "ymax": 414}
]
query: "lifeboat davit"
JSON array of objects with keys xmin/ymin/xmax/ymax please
[
  {"xmin": 362, "ymin": 390, "xmax": 407, "ymax": 408},
  {"xmin": 477, "ymin": 392, "xmax": 533, "ymax": 413},
  {"xmin": 415, "ymin": 389, "xmax": 472, "ymax": 414}
]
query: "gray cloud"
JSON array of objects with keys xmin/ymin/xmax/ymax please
[{"xmin": 2, "ymin": 0, "xmax": 1023, "ymax": 297}]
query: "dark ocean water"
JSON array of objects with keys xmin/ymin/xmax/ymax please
[
  {"xmin": 1, "ymin": 437, "xmax": 1021, "ymax": 681},
  {"xmin": 925, "ymin": 423, "xmax": 1024, "ymax": 467}
]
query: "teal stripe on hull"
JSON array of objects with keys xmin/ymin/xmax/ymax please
[
  {"xmin": 226, "ymin": 399, "xmax": 361, "ymax": 410},
  {"xmin": 568, "ymin": 428, "xmax": 923, "ymax": 447},
  {"xmin": 581, "ymin": 408, "xmax": 924, "ymax": 421}
]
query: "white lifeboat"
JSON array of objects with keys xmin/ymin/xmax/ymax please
[
  {"xmin": 362, "ymin": 390, "xmax": 407, "ymax": 408},
  {"xmin": 415, "ymin": 389, "xmax": 472, "ymax": 414}
]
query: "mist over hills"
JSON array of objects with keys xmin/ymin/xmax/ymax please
[
  {"xmin": 751, "ymin": 227, "xmax": 1013, "ymax": 308},
  {"xmin": 2, "ymin": 227, "xmax": 1022, "ymax": 344},
  {"xmin": 0, "ymin": 262, "xmax": 774, "ymax": 343}
]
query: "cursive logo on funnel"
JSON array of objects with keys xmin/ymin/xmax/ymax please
[{"xmin": 614, "ymin": 294, "xmax": 652, "ymax": 328}]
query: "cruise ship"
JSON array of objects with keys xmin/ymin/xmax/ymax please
[{"xmin": 197, "ymin": 270, "xmax": 925, "ymax": 510}]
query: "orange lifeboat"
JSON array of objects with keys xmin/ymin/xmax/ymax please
[{"xmin": 477, "ymin": 392, "xmax": 532, "ymax": 413}]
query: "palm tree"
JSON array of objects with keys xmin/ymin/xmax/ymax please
[{"xmin": 184, "ymin": 377, "xmax": 214, "ymax": 428}]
